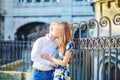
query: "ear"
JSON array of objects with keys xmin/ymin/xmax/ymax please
[
  {"xmin": 50, "ymin": 27, "xmax": 53, "ymax": 31},
  {"xmin": 49, "ymin": 28, "xmax": 52, "ymax": 33}
]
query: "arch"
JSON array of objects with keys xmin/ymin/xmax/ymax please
[
  {"xmin": 100, "ymin": 62, "xmax": 120, "ymax": 80},
  {"xmin": 102, "ymin": 62, "xmax": 120, "ymax": 80},
  {"xmin": 15, "ymin": 22, "xmax": 49, "ymax": 41},
  {"xmin": 13, "ymin": 17, "xmax": 57, "ymax": 32}
]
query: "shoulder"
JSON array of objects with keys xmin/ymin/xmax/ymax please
[
  {"xmin": 66, "ymin": 41, "xmax": 74, "ymax": 47},
  {"xmin": 36, "ymin": 36, "xmax": 46, "ymax": 42},
  {"xmin": 33, "ymin": 36, "xmax": 46, "ymax": 45},
  {"xmin": 66, "ymin": 41, "xmax": 74, "ymax": 52}
]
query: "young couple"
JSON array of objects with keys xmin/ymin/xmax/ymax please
[{"xmin": 31, "ymin": 22, "xmax": 74, "ymax": 80}]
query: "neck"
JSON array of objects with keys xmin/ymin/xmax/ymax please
[{"xmin": 48, "ymin": 33, "xmax": 55, "ymax": 41}]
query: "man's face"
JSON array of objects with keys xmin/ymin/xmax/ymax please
[{"xmin": 51, "ymin": 26, "xmax": 58, "ymax": 38}]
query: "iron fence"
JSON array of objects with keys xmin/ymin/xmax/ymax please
[
  {"xmin": 0, "ymin": 13, "xmax": 120, "ymax": 80},
  {"xmin": 0, "ymin": 41, "xmax": 32, "ymax": 72},
  {"xmin": 70, "ymin": 13, "xmax": 120, "ymax": 80}
]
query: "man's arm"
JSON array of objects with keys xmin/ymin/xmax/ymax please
[
  {"xmin": 31, "ymin": 39, "xmax": 52, "ymax": 66},
  {"xmin": 41, "ymin": 51, "xmax": 72, "ymax": 67},
  {"xmin": 31, "ymin": 40, "xmax": 41, "ymax": 62}
]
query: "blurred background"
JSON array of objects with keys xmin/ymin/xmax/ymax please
[
  {"xmin": 0, "ymin": 0, "xmax": 94, "ymax": 41},
  {"xmin": 0, "ymin": 0, "xmax": 120, "ymax": 80}
]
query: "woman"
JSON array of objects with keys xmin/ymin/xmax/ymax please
[{"xmin": 41, "ymin": 22, "xmax": 74, "ymax": 80}]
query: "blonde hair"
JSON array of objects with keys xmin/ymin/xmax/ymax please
[{"xmin": 56, "ymin": 22, "xmax": 73, "ymax": 56}]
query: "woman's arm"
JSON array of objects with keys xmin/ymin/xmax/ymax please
[{"xmin": 41, "ymin": 51, "xmax": 72, "ymax": 67}]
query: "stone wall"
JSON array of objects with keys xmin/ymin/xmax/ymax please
[{"xmin": 92, "ymin": 0, "xmax": 120, "ymax": 37}]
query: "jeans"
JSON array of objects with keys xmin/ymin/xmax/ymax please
[{"xmin": 31, "ymin": 69, "xmax": 54, "ymax": 80}]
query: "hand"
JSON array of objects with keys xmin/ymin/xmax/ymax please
[
  {"xmin": 50, "ymin": 62, "xmax": 56, "ymax": 66},
  {"xmin": 41, "ymin": 54, "xmax": 51, "ymax": 60},
  {"xmin": 50, "ymin": 62, "xmax": 58, "ymax": 67}
]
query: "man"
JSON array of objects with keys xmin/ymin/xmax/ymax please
[{"xmin": 31, "ymin": 22, "xmax": 58, "ymax": 80}]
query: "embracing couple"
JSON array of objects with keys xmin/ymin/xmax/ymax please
[{"xmin": 31, "ymin": 22, "xmax": 74, "ymax": 80}]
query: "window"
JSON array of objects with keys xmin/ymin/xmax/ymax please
[
  {"xmin": 17, "ymin": 0, "xmax": 24, "ymax": 4},
  {"xmin": 18, "ymin": 0, "xmax": 24, "ymax": 3},
  {"xmin": 27, "ymin": 0, "xmax": 32, "ymax": 2},
  {"xmin": 44, "ymin": 0, "xmax": 50, "ymax": 2},
  {"xmin": 85, "ymin": 0, "xmax": 92, "ymax": 1},
  {"xmin": 19, "ymin": 0, "xmax": 23, "ymax": 2},
  {"xmin": 36, "ymin": 0, "xmax": 41, "ymax": 2},
  {"xmin": 52, "ymin": 0, "xmax": 56, "ymax": 2},
  {"xmin": 53, "ymin": 0, "xmax": 60, "ymax": 2},
  {"xmin": 75, "ymin": 0, "xmax": 83, "ymax": 1},
  {"xmin": 75, "ymin": 0, "xmax": 92, "ymax": 1}
]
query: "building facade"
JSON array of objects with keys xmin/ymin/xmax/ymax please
[
  {"xmin": 92, "ymin": 0, "xmax": 120, "ymax": 37},
  {"xmin": 92, "ymin": 0, "xmax": 120, "ymax": 80},
  {"xmin": 3, "ymin": 0, "xmax": 94, "ymax": 41},
  {"xmin": 0, "ymin": 0, "xmax": 5, "ymax": 41}
]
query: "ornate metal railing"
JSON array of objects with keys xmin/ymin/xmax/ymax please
[
  {"xmin": 71, "ymin": 13, "xmax": 120, "ymax": 80},
  {"xmin": 0, "ymin": 14, "xmax": 120, "ymax": 80},
  {"xmin": 0, "ymin": 41, "xmax": 32, "ymax": 72}
]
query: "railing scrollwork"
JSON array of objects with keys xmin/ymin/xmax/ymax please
[
  {"xmin": 73, "ymin": 14, "xmax": 120, "ymax": 49},
  {"xmin": 113, "ymin": 14, "xmax": 120, "ymax": 25}
]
